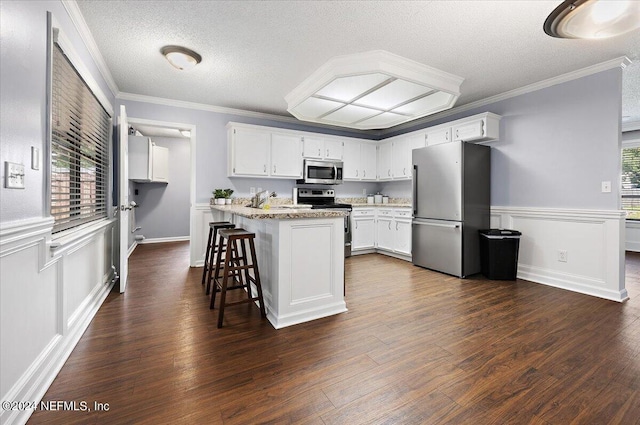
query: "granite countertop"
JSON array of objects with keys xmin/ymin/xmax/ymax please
[{"xmin": 210, "ymin": 204, "xmax": 349, "ymax": 219}]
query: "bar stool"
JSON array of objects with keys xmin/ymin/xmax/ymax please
[
  {"xmin": 210, "ymin": 228, "xmax": 266, "ymax": 328},
  {"xmin": 202, "ymin": 222, "xmax": 236, "ymax": 294}
]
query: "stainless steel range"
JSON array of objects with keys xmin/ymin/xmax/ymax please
[{"xmin": 296, "ymin": 188, "xmax": 352, "ymax": 257}]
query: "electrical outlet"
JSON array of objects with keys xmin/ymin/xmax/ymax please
[
  {"xmin": 558, "ymin": 250, "xmax": 568, "ymax": 263},
  {"xmin": 250, "ymin": 187, "xmax": 256, "ymax": 195},
  {"xmin": 362, "ymin": 188, "xmax": 366, "ymax": 195},
  {"xmin": 5, "ymin": 162, "xmax": 25, "ymax": 189}
]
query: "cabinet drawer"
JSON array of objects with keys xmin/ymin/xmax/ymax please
[
  {"xmin": 353, "ymin": 209, "xmax": 375, "ymax": 216},
  {"xmin": 377, "ymin": 209, "xmax": 393, "ymax": 217},
  {"xmin": 394, "ymin": 209, "xmax": 412, "ymax": 219}
]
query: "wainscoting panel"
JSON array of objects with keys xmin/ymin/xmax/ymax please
[
  {"xmin": 491, "ymin": 207, "xmax": 627, "ymax": 302},
  {"xmin": 0, "ymin": 218, "xmax": 116, "ymax": 425}
]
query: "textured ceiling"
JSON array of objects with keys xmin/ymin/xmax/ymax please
[{"xmin": 76, "ymin": 0, "xmax": 640, "ymax": 129}]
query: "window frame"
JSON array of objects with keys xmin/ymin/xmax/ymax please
[
  {"xmin": 621, "ymin": 137, "xmax": 640, "ymax": 221},
  {"xmin": 46, "ymin": 13, "xmax": 114, "ymax": 236}
]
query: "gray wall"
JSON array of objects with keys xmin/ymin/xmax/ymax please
[
  {"xmin": 132, "ymin": 136, "xmax": 190, "ymax": 241},
  {"xmin": 0, "ymin": 0, "xmax": 116, "ymax": 224},
  {"xmin": 383, "ymin": 68, "xmax": 623, "ymax": 209}
]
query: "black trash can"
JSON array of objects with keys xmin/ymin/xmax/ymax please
[{"xmin": 479, "ymin": 229, "xmax": 522, "ymax": 280}]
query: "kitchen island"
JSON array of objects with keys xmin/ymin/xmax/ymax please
[{"xmin": 210, "ymin": 204, "xmax": 348, "ymax": 328}]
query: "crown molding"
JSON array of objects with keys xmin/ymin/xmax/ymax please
[
  {"xmin": 381, "ymin": 56, "xmax": 632, "ymax": 136},
  {"xmin": 117, "ymin": 92, "xmax": 380, "ymax": 137},
  {"xmin": 61, "ymin": 0, "xmax": 119, "ymax": 97}
]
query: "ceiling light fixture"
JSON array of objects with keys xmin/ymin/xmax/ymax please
[
  {"xmin": 161, "ymin": 45, "xmax": 202, "ymax": 70},
  {"xmin": 285, "ymin": 51, "xmax": 464, "ymax": 130},
  {"xmin": 179, "ymin": 129, "xmax": 191, "ymax": 137},
  {"xmin": 544, "ymin": 0, "xmax": 640, "ymax": 39}
]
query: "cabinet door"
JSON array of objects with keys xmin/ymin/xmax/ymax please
[
  {"xmin": 302, "ymin": 136, "xmax": 324, "ymax": 159},
  {"xmin": 151, "ymin": 145, "xmax": 169, "ymax": 182},
  {"xmin": 391, "ymin": 138, "xmax": 409, "ymax": 180},
  {"xmin": 324, "ymin": 138, "xmax": 343, "ymax": 160},
  {"xmin": 128, "ymin": 135, "xmax": 151, "ymax": 181},
  {"xmin": 352, "ymin": 217, "xmax": 375, "ymax": 250},
  {"xmin": 376, "ymin": 217, "xmax": 394, "ymax": 251},
  {"xmin": 342, "ymin": 142, "xmax": 361, "ymax": 180},
  {"xmin": 395, "ymin": 220, "xmax": 412, "ymax": 255},
  {"xmin": 271, "ymin": 133, "xmax": 302, "ymax": 177},
  {"xmin": 360, "ymin": 143, "xmax": 377, "ymax": 181},
  {"xmin": 378, "ymin": 141, "xmax": 393, "ymax": 180},
  {"xmin": 232, "ymin": 127, "xmax": 270, "ymax": 176},
  {"xmin": 425, "ymin": 127, "xmax": 451, "ymax": 146},
  {"xmin": 453, "ymin": 119, "xmax": 485, "ymax": 142},
  {"xmin": 406, "ymin": 133, "xmax": 426, "ymax": 177}
]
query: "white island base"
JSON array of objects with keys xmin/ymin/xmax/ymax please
[{"xmin": 211, "ymin": 208, "xmax": 347, "ymax": 329}]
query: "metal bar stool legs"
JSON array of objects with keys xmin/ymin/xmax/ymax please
[
  {"xmin": 202, "ymin": 222, "xmax": 235, "ymax": 294},
  {"xmin": 210, "ymin": 228, "xmax": 266, "ymax": 328}
]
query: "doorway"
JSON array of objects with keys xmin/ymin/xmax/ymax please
[{"xmin": 126, "ymin": 117, "xmax": 196, "ymax": 263}]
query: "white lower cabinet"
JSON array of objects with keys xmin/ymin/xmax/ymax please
[
  {"xmin": 375, "ymin": 209, "xmax": 394, "ymax": 250},
  {"xmin": 351, "ymin": 207, "xmax": 412, "ymax": 259},
  {"xmin": 351, "ymin": 208, "xmax": 376, "ymax": 250}
]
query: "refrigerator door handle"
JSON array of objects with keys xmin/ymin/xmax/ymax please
[
  {"xmin": 412, "ymin": 165, "xmax": 417, "ymax": 215},
  {"xmin": 413, "ymin": 221, "xmax": 460, "ymax": 229}
]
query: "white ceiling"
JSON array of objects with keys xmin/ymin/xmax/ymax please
[{"xmin": 75, "ymin": 0, "xmax": 640, "ymax": 132}]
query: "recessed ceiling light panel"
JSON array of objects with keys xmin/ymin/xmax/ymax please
[
  {"xmin": 285, "ymin": 50, "xmax": 464, "ymax": 130},
  {"xmin": 544, "ymin": 0, "xmax": 640, "ymax": 39}
]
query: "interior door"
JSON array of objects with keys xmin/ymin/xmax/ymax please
[{"xmin": 118, "ymin": 105, "xmax": 129, "ymax": 293}]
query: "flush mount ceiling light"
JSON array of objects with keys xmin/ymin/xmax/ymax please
[
  {"xmin": 544, "ymin": 0, "xmax": 640, "ymax": 39},
  {"xmin": 161, "ymin": 45, "xmax": 202, "ymax": 70},
  {"xmin": 285, "ymin": 50, "xmax": 464, "ymax": 130}
]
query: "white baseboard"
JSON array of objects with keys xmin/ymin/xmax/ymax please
[
  {"xmin": 127, "ymin": 240, "xmax": 138, "ymax": 257},
  {"xmin": 139, "ymin": 236, "xmax": 189, "ymax": 244}
]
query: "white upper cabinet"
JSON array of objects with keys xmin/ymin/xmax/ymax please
[
  {"xmin": 425, "ymin": 127, "xmax": 451, "ymax": 146},
  {"xmin": 343, "ymin": 140, "xmax": 377, "ymax": 181},
  {"xmin": 151, "ymin": 144, "xmax": 169, "ymax": 182},
  {"xmin": 378, "ymin": 141, "xmax": 393, "ymax": 180},
  {"xmin": 406, "ymin": 133, "xmax": 426, "ymax": 178},
  {"xmin": 271, "ymin": 133, "xmax": 303, "ymax": 178},
  {"xmin": 325, "ymin": 138, "xmax": 343, "ymax": 160},
  {"xmin": 451, "ymin": 113, "xmax": 501, "ymax": 143},
  {"xmin": 391, "ymin": 138, "xmax": 409, "ymax": 180},
  {"xmin": 360, "ymin": 143, "xmax": 377, "ymax": 181},
  {"xmin": 302, "ymin": 136, "xmax": 343, "ymax": 160},
  {"xmin": 228, "ymin": 124, "xmax": 302, "ymax": 178},
  {"xmin": 129, "ymin": 135, "xmax": 169, "ymax": 183},
  {"xmin": 229, "ymin": 126, "xmax": 270, "ymax": 176}
]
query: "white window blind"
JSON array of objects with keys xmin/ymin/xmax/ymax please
[
  {"xmin": 622, "ymin": 146, "xmax": 640, "ymax": 220},
  {"xmin": 51, "ymin": 42, "xmax": 110, "ymax": 233}
]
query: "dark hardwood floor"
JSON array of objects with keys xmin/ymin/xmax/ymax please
[{"xmin": 29, "ymin": 243, "xmax": 640, "ymax": 424}]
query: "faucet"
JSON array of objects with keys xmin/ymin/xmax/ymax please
[{"xmin": 252, "ymin": 190, "xmax": 269, "ymax": 208}]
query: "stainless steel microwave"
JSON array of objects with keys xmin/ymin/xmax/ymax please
[{"xmin": 298, "ymin": 159, "xmax": 343, "ymax": 185}]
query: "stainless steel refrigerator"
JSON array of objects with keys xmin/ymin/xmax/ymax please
[{"xmin": 412, "ymin": 141, "xmax": 490, "ymax": 278}]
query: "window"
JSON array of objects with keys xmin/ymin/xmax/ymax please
[
  {"xmin": 50, "ymin": 42, "xmax": 110, "ymax": 233},
  {"xmin": 622, "ymin": 146, "xmax": 640, "ymax": 220}
]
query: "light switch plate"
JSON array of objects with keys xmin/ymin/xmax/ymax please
[
  {"xmin": 601, "ymin": 181, "xmax": 611, "ymax": 193},
  {"xmin": 5, "ymin": 162, "xmax": 25, "ymax": 189}
]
